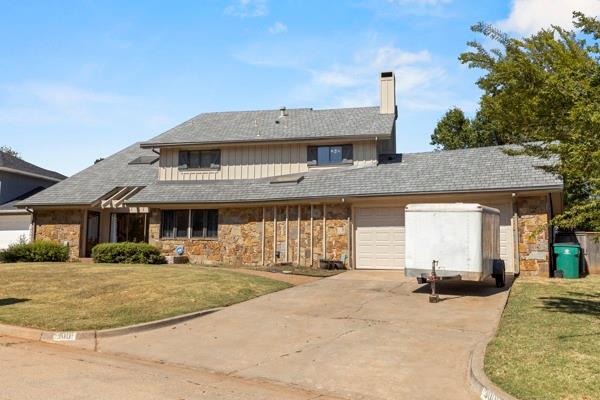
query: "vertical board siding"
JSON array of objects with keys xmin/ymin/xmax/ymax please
[{"xmin": 159, "ymin": 141, "xmax": 378, "ymax": 181}]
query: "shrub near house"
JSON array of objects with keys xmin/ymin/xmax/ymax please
[
  {"xmin": 0, "ymin": 241, "xmax": 69, "ymax": 262},
  {"xmin": 91, "ymin": 242, "xmax": 166, "ymax": 264}
]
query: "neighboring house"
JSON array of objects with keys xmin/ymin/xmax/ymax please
[
  {"xmin": 18, "ymin": 72, "xmax": 563, "ymax": 276},
  {"xmin": 0, "ymin": 152, "xmax": 66, "ymax": 249}
]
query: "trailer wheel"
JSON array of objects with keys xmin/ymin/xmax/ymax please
[{"xmin": 494, "ymin": 273, "xmax": 505, "ymax": 288}]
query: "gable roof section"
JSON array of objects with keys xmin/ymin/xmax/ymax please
[
  {"xmin": 17, "ymin": 143, "xmax": 158, "ymax": 207},
  {"xmin": 0, "ymin": 152, "xmax": 66, "ymax": 181},
  {"xmin": 128, "ymin": 145, "xmax": 562, "ymax": 205},
  {"xmin": 140, "ymin": 107, "xmax": 395, "ymax": 148}
]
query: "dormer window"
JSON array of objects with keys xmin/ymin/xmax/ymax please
[
  {"xmin": 307, "ymin": 145, "xmax": 353, "ymax": 166},
  {"xmin": 178, "ymin": 150, "xmax": 220, "ymax": 170}
]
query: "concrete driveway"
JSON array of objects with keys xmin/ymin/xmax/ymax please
[{"xmin": 99, "ymin": 271, "xmax": 510, "ymax": 400}]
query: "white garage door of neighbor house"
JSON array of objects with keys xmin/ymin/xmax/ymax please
[
  {"xmin": 0, "ymin": 215, "xmax": 31, "ymax": 250},
  {"xmin": 355, "ymin": 207, "xmax": 405, "ymax": 269},
  {"xmin": 354, "ymin": 203, "xmax": 514, "ymax": 272}
]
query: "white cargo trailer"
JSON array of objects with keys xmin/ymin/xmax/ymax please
[{"xmin": 405, "ymin": 203, "xmax": 505, "ymax": 298}]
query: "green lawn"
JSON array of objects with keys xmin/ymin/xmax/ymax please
[
  {"xmin": 0, "ymin": 263, "xmax": 291, "ymax": 331},
  {"xmin": 485, "ymin": 276, "xmax": 600, "ymax": 400}
]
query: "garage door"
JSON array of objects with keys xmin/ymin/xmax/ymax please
[
  {"xmin": 355, "ymin": 207, "xmax": 405, "ymax": 269},
  {"xmin": 0, "ymin": 214, "xmax": 31, "ymax": 249},
  {"xmin": 483, "ymin": 202, "xmax": 514, "ymax": 273},
  {"xmin": 355, "ymin": 202, "xmax": 515, "ymax": 272}
]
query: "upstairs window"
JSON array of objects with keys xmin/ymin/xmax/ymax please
[
  {"xmin": 178, "ymin": 150, "xmax": 220, "ymax": 170},
  {"xmin": 307, "ymin": 145, "xmax": 353, "ymax": 166}
]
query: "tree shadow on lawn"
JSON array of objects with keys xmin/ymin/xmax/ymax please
[
  {"xmin": 0, "ymin": 298, "xmax": 30, "ymax": 307},
  {"xmin": 539, "ymin": 295, "xmax": 600, "ymax": 318}
]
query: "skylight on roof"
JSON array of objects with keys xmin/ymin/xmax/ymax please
[
  {"xmin": 270, "ymin": 174, "xmax": 304, "ymax": 184},
  {"xmin": 128, "ymin": 156, "xmax": 159, "ymax": 165}
]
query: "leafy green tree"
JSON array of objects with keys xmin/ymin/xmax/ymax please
[
  {"xmin": 0, "ymin": 146, "xmax": 20, "ymax": 158},
  {"xmin": 431, "ymin": 107, "xmax": 473, "ymax": 150},
  {"xmin": 432, "ymin": 12, "xmax": 600, "ymax": 231}
]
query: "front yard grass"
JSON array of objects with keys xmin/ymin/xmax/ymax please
[
  {"xmin": 485, "ymin": 276, "xmax": 600, "ymax": 400},
  {"xmin": 0, "ymin": 263, "xmax": 291, "ymax": 331}
]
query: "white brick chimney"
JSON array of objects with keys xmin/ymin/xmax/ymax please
[{"xmin": 379, "ymin": 71, "xmax": 396, "ymax": 114}]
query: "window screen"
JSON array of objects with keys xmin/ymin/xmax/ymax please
[
  {"xmin": 178, "ymin": 150, "xmax": 220, "ymax": 170},
  {"xmin": 191, "ymin": 209, "xmax": 219, "ymax": 238},
  {"xmin": 161, "ymin": 210, "xmax": 189, "ymax": 238},
  {"xmin": 307, "ymin": 145, "xmax": 353, "ymax": 165}
]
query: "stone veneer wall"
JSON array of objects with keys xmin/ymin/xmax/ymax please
[
  {"xmin": 34, "ymin": 209, "xmax": 83, "ymax": 259},
  {"xmin": 148, "ymin": 204, "xmax": 351, "ymax": 267},
  {"xmin": 517, "ymin": 195, "xmax": 550, "ymax": 276}
]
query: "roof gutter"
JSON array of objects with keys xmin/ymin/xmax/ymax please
[
  {"xmin": 139, "ymin": 133, "xmax": 391, "ymax": 149},
  {"xmin": 0, "ymin": 167, "xmax": 64, "ymax": 182}
]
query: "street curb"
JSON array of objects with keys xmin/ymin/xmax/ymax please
[
  {"xmin": 0, "ymin": 307, "xmax": 222, "ymax": 349},
  {"xmin": 467, "ymin": 281, "xmax": 519, "ymax": 400},
  {"xmin": 468, "ymin": 341, "xmax": 519, "ymax": 400}
]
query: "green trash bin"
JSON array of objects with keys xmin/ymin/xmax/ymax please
[{"xmin": 553, "ymin": 243, "xmax": 581, "ymax": 279}]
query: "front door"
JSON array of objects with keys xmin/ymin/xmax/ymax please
[{"xmin": 85, "ymin": 211, "xmax": 101, "ymax": 257}]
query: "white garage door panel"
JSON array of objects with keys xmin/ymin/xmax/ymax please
[
  {"xmin": 355, "ymin": 207, "xmax": 405, "ymax": 269},
  {"xmin": 0, "ymin": 215, "xmax": 31, "ymax": 249},
  {"xmin": 482, "ymin": 202, "xmax": 514, "ymax": 274}
]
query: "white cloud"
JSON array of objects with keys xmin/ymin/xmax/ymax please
[
  {"xmin": 0, "ymin": 82, "xmax": 126, "ymax": 125},
  {"xmin": 292, "ymin": 46, "xmax": 452, "ymax": 110},
  {"xmin": 268, "ymin": 21, "xmax": 287, "ymax": 34},
  {"xmin": 225, "ymin": 0, "xmax": 268, "ymax": 18},
  {"xmin": 497, "ymin": 0, "xmax": 600, "ymax": 36}
]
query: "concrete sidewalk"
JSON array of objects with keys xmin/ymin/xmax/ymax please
[
  {"xmin": 0, "ymin": 335, "xmax": 342, "ymax": 400},
  {"xmin": 99, "ymin": 271, "xmax": 511, "ymax": 400}
]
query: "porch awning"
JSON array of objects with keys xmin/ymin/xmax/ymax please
[{"xmin": 92, "ymin": 186, "xmax": 145, "ymax": 209}]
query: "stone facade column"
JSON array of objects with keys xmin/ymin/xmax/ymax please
[{"xmin": 517, "ymin": 195, "xmax": 550, "ymax": 276}]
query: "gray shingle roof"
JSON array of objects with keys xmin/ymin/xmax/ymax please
[
  {"xmin": 17, "ymin": 143, "xmax": 158, "ymax": 207},
  {"xmin": 0, "ymin": 152, "xmax": 66, "ymax": 181},
  {"xmin": 17, "ymin": 143, "xmax": 562, "ymax": 208},
  {"xmin": 127, "ymin": 145, "xmax": 562, "ymax": 205},
  {"xmin": 140, "ymin": 107, "xmax": 395, "ymax": 147}
]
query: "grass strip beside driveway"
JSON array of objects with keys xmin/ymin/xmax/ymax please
[
  {"xmin": 0, "ymin": 263, "xmax": 291, "ymax": 331},
  {"xmin": 485, "ymin": 276, "xmax": 600, "ymax": 400}
]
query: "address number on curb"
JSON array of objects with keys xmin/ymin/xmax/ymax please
[
  {"xmin": 481, "ymin": 388, "xmax": 503, "ymax": 400},
  {"xmin": 52, "ymin": 332, "xmax": 77, "ymax": 341}
]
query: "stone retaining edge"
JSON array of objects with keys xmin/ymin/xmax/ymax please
[
  {"xmin": 0, "ymin": 307, "xmax": 222, "ymax": 348},
  {"xmin": 467, "ymin": 281, "xmax": 519, "ymax": 400}
]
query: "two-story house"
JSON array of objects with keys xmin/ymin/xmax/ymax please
[
  {"xmin": 0, "ymin": 151, "xmax": 65, "ymax": 249},
  {"xmin": 19, "ymin": 72, "xmax": 563, "ymax": 276}
]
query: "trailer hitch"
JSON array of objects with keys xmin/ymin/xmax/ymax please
[{"xmin": 416, "ymin": 260, "xmax": 461, "ymax": 303}]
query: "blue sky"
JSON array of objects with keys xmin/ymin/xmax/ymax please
[{"xmin": 1, "ymin": 0, "xmax": 598, "ymax": 176}]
